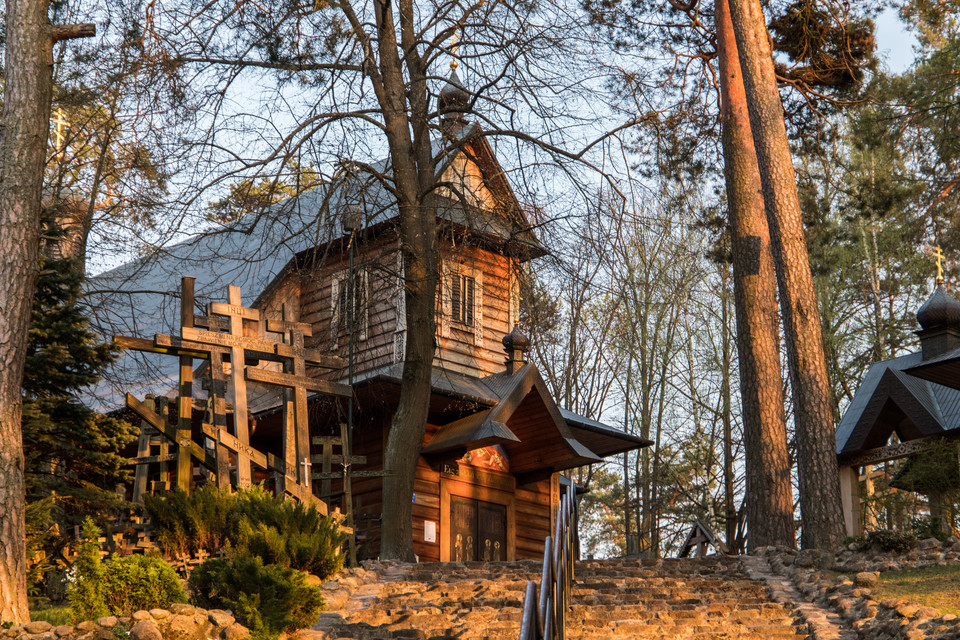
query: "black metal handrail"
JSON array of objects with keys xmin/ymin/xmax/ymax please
[{"xmin": 519, "ymin": 482, "xmax": 577, "ymax": 640}]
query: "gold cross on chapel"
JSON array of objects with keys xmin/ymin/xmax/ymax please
[
  {"xmin": 51, "ymin": 109, "xmax": 70, "ymax": 161},
  {"xmin": 935, "ymin": 245, "xmax": 945, "ymax": 284}
]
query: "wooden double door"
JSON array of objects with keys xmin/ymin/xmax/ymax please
[{"xmin": 450, "ymin": 496, "xmax": 507, "ymax": 562}]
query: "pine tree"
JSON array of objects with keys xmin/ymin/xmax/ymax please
[{"xmin": 22, "ymin": 249, "xmax": 137, "ymax": 532}]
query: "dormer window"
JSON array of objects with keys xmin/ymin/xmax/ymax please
[
  {"xmin": 452, "ymin": 274, "xmax": 476, "ymax": 326},
  {"xmin": 440, "ymin": 261, "xmax": 482, "ymax": 347}
]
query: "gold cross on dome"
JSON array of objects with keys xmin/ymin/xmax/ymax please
[
  {"xmin": 51, "ymin": 108, "xmax": 71, "ymax": 160},
  {"xmin": 450, "ymin": 33, "xmax": 459, "ymax": 70},
  {"xmin": 935, "ymin": 245, "xmax": 945, "ymax": 284}
]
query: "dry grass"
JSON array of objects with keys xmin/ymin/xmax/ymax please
[{"xmin": 873, "ymin": 564, "xmax": 960, "ymax": 616}]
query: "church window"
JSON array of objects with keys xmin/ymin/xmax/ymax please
[
  {"xmin": 440, "ymin": 261, "xmax": 483, "ymax": 347},
  {"xmin": 331, "ymin": 269, "xmax": 368, "ymax": 347},
  {"xmin": 451, "ymin": 274, "xmax": 476, "ymax": 326}
]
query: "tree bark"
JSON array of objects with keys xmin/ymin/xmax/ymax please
[
  {"xmin": 1, "ymin": 0, "xmax": 94, "ymax": 619},
  {"xmin": 725, "ymin": 0, "xmax": 845, "ymax": 549},
  {"xmin": 372, "ymin": 0, "xmax": 439, "ymax": 561},
  {"xmin": 715, "ymin": 0, "xmax": 796, "ymax": 550}
]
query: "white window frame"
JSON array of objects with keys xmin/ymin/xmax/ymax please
[{"xmin": 330, "ymin": 267, "xmax": 369, "ymax": 349}]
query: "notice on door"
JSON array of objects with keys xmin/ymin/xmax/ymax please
[{"xmin": 424, "ymin": 520, "xmax": 437, "ymax": 543}]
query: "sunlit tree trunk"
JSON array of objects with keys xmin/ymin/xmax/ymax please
[
  {"xmin": 0, "ymin": 0, "xmax": 93, "ymax": 620},
  {"xmin": 715, "ymin": 0, "xmax": 795, "ymax": 550},
  {"xmin": 726, "ymin": 0, "xmax": 844, "ymax": 549}
]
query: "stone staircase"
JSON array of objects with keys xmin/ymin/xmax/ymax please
[{"xmin": 309, "ymin": 557, "xmax": 812, "ymax": 640}]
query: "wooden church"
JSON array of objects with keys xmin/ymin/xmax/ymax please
[
  {"xmin": 835, "ymin": 283, "xmax": 960, "ymax": 536},
  {"xmin": 87, "ymin": 69, "xmax": 649, "ymax": 562}
]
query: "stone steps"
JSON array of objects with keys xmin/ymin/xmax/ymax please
[{"xmin": 307, "ymin": 556, "xmax": 813, "ymax": 640}]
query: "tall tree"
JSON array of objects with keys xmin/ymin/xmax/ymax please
[
  {"xmin": 0, "ymin": 0, "xmax": 93, "ymax": 621},
  {"xmin": 726, "ymin": 0, "xmax": 845, "ymax": 548},
  {"xmin": 715, "ymin": 0, "xmax": 795, "ymax": 549}
]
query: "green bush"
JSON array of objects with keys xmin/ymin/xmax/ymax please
[
  {"xmin": 101, "ymin": 555, "xmax": 186, "ymax": 615},
  {"xmin": 143, "ymin": 486, "xmax": 236, "ymax": 558},
  {"xmin": 69, "ymin": 518, "xmax": 108, "ymax": 622},
  {"xmin": 865, "ymin": 528, "xmax": 918, "ymax": 554},
  {"xmin": 189, "ymin": 554, "xmax": 324, "ymax": 640},
  {"xmin": 145, "ymin": 486, "xmax": 345, "ymax": 579}
]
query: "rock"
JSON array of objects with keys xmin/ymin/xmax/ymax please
[
  {"xmin": 54, "ymin": 626, "xmax": 74, "ymax": 637},
  {"xmin": 129, "ymin": 620, "xmax": 163, "ymax": 640},
  {"xmin": 75, "ymin": 622, "xmax": 97, "ymax": 633},
  {"xmin": 95, "ymin": 618, "xmax": 117, "ymax": 629},
  {"xmin": 24, "ymin": 622, "xmax": 53, "ymax": 634},
  {"xmin": 302, "ymin": 573, "xmax": 322, "ymax": 587},
  {"xmin": 147, "ymin": 610, "xmax": 169, "ymax": 621},
  {"xmin": 95, "ymin": 629, "xmax": 115, "ymax": 640},
  {"xmin": 942, "ymin": 614, "xmax": 958, "ymax": 622},
  {"xmin": 208, "ymin": 612, "xmax": 235, "ymax": 628},
  {"xmin": 919, "ymin": 537, "xmax": 941, "ymax": 550},
  {"xmin": 916, "ymin": 607, "xmax": 941, "ymax": 619},
  {"xmin": 897, "ymin": 604, "xmax": 921, "ymax": 619},
  {"xmin": 855, "ymin": 571, "xmax": 880, "ymax": 588},
  {"xmin": 131, "ymin": 612, "xmax": 151, "ymax": 622},
  {"xmin": 118, "ymin": 618, "xmax": 131, "ymax": 627},
  {"xmin": 164, "ymin": 614, "xmax": 212, "ymax": 640},
  {"xmin": 168, "ymin": 604, "xmax": 195, "ymax": 617},
  {"xmin": 322, "ymin": 590, "xmax": 350, "ymax": 611},
  {"xmin": 222, "ymin": 625, "xmax": 250, "ymax": 640}
]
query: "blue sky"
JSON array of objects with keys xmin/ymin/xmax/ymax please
[{"xmin": 875, "ymin": 7, "xmax": 918, "ymax": 73}]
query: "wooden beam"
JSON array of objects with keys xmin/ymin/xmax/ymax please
[
  {"xmin": 209, "ymin": 301, "xmax": 260, "ymax": 321},
  {"xmin": 201, "ymin": 422, "xmax": 268, "ymax": 470},
  {"xmin": 245, "ymin": 368, "xmax": 352, "ymax": 397},
  {"xmin": 843, "ymin": 436, "xmax": 943, "ymax": 467},
  {"xmin": 177, "ymin": 276, "xmax": 195, "ymax": 494},
  {"xmin": 126, "ymin": 393, "xmax": 217, "ymax": 473}
]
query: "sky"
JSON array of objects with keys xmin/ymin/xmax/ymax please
[{"xmin": 875, "ymin": 6, "xmax": 919, "ymax": 73}]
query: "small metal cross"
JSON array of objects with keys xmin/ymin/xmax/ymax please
[
  {"xmin": 301, "ymin": 456, "xmax": 312, "ymax": 489},
  {"xmin": 935, "ymin": 245, "xmax": 946, "ymax": 284}
]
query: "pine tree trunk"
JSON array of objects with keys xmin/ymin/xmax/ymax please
[
  {"xmin": 715, "ymin": 0, "xmax": 796, "ymax": 550},
  {"xmin": 1, "ymin": 2, "xmax": 93, "ymax": 616},
  {"xmin": 725, "ymin": 0, "xmax": 844, "ymax": 549},
  {"xmin": 1, "ymin": 0, "xmax": 54, "ymax": 621}
]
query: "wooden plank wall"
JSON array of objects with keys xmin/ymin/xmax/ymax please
[
  {"xmin": 298, "ymin": 236, "xmax": 402, "ymax": 380},
  {"xmin": 435, "ymin": 244, "xmax": 518, "ymax": 379},
  {"xmin": 282, "ymin": 235, "xmax": 521, "ymax": 382}
]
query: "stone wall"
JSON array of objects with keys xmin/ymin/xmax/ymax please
[
  {"xmin": 760, "ymin": 536, "xmax": 960, "ymax": 640},
  {"xmin": 5, "ymin": 605, "xmax": 249, "ymax": 640}
]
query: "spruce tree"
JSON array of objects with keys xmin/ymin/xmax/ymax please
[{"xmin": 22, "ymin": 250, "xmax": 137, "ymax": 532}]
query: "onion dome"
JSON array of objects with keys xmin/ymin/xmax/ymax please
[
  {"xmin": 438, "ymin": 68, "xmax": 470, "ymax": 128},
  {"xmin": 502, "ymin": 325, "xmax": 531, "ymax": 353},
  {"xmin": 917, "ymin": 286, "xmax": 960, "ymax": 330}
]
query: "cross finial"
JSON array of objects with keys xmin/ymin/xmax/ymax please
[
  {"xmin": 935, "ymin": 245, "xmax": 945, "ymax": 285},
  {"xmin": 450, "ymin": 33, "xmax": 459, "ymax": 70},
  {"xmin": 51, "ymin": 108, "xmax": 71, "ymax": 161}
]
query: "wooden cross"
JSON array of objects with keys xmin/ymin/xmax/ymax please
[{"xmin": 935, "ymin": 245, "xmax": 946, "ymax": 284}]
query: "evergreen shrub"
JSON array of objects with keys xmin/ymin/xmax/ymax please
[
  {"xmin": 145, "ymin": 486, "xmax": 345, "ymax": 579},
  {"xmin": 189, "ymin": 554, "xmax": 324, "ymax": 640},
  {"xmin": 68, "ymin": 518, "xmax": 108, "ymax": 622},
  {"xmin": 101, "ymin": 555, "xmax": 186, "ymax": 615},
  {"xmin": 865, "ymin": 528, "xmax": 918, "ymax": 554}
]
